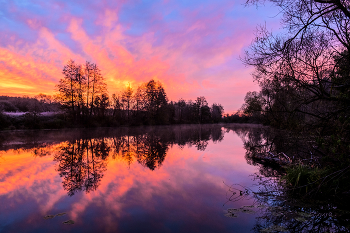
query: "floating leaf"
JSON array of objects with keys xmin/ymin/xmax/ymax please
[
  {"xmin": 240, "ymin": 208, "xmax": 255, "ymax": 214},
  {"xmin": 297, "ymin": 212, "xmax": 312, "ymax": 217},
  {"xmin": 55, "ymin": 212, "xmax": 67, "ymax": 217},
  {"xmin": 43, "ymin": 215, "xmax": 55, "ymax": 219},
  {"xmin": 224, "ymin": 212, "xmax": 238, "ymax": 218},
  {"xmin": 295, "ymin": 217, "xmax": 307, "ymax": 222},
  {"xmin": 63, "ymin": 220, "xmax": 75, "ymax": 225},
  {"xmin": 227, "ymin": 208, "xmax": 240, "ymax": 213}
]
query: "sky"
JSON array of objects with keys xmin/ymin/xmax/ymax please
[{"xmin": 0, "ymin": 0, "xmax": 281, "ymax": 113}]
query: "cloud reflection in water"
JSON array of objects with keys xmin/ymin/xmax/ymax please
[{"xmin": 0, "ymin": 125, "xmax": 260, "ymax": 233}]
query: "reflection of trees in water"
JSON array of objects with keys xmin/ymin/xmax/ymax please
[
  {"xmin": 50, "ymin": 125, "xmax": 225, "ymax": 195},
  {"xmin": 225, "ymin": 171, "xmax": 350, "ymax": 232},
  {"xmin": 224, "ymin": 125, "xmax": 350, "ymax": 233},
  {"xmin": 54, "ymin": 138, "xmax": 109, "ymax": 196},
  {"xmin": 224, "ymin": 125, "xmax": 324, "ymax": 178},
  {"xmin": 109, "ymin": 125, "xmax": 225, "ymax": 169},
  {"xmin": 54, "ymin": 135, "xmax": 159, "ymax": 196},
  {"xmin": 109, "ymin": 134, "xmax": 168, "ymax": 170},
  {"xmin": 171, "ymin": 125, "xmax": 224, "ymax": 151},
  {"xmin": 136, "ymin": 134, "xmax": 167, "ymax": 170},
  {"xmin": 250, "ymin": 174, "xmax": 350, "ymax": 233}
]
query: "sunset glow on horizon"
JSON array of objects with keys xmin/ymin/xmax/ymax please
[{"xmin": 0, "ymin": 0, "xmax": 280, "ymax": 112}]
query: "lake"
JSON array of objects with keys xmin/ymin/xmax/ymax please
[{"xmin": 0, "ymin": 124, "xmax": 348, "ymax": 233}]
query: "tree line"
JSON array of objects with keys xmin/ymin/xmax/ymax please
[
  {"xmin": 0, "ymin": 95, "xmax": 58, "ymax": 113},
  {"xmin": 240, "ymin": 0, "xmax": 350, "ymax": 199},
  {"xmin": 55, "ymin": 59, "xmax": 224, "ymax": 127},
  {"xmin": 0, "ymin": 95, "xmax": 60, "ymax": 130},
  {"xmin": 0, "ymin": 60, "xmax": 224, "ymax": 130}
]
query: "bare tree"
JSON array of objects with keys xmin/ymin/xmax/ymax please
[
  {"xmin": 56, "ymin": 59, "xmax": 80, "ymax": 119},
  {"xmin": 243, "ymin": 0, "xmax": 350, "ymax": 130},
  {"xmin": 84, "ymin": 61, "xmax": 94, "ymax": 117},
  {"xmin": 56, "ymin": 60, "xmax": 108, "ymax": 120},
  {"xmin": 121, "ymin": 84, "xmax": 134, "ymax": 121},
  {"xmin": 89, "ymin": 63, "xmax": 107, "ymax": 116}
]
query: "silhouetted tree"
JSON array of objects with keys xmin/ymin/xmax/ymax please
[
  {"xmin": 94, "ymin": 93, "xmax": 109, "ymax": 118},
  {"xmin": 121, "ymin": 84, "xmax": 134, "ymax": 122},
  {"xmin": 143, "ymin": 80, "xmax": 168, "ymax": 124},
  {"xmin": 56, "ymin": 60, "xmax": 108, "ymax": 122},
  {"xmin": 89, "ymin": 63, "xmax": 107, "ymax": 117},
  {"xmin": 111, "ymin": 93, "xmax": 123, "ymax": 122},
  {"xmin": 211, "ymin": 103, "xmax": 224, "ymax": 123},
  {"xmin": 244, "ymin": 0, "xmax": 350, "ymax": 130},
  {"xmin": 84, "ymin": 61, "xmax": 94, "ymax": 117},
  {"xmin": 56, "ymin": 59, "xmax": 80, "ymax": 119}
]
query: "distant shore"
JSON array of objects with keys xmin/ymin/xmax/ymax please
[{"xmin": 2, "ymin": 111, "xmax": 62, "ymax": 116}]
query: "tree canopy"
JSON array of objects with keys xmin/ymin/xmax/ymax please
[{"xmin": 53, "ymin": 60, "xmax": 225, "ymax": 127}]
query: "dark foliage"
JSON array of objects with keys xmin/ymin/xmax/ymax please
[{"xmin": 239, "ymin": 0, "xmax": 350, "ymax": 199}]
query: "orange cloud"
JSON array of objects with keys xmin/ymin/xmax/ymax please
[{"xmin": 0, "ymin": 3, "xmax": 265, "ymax": 111}]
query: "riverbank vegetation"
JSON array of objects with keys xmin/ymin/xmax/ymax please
[
  {"xmin": 241, "ymin": 0, "xmax": 350, "ymax": 200},
  {"xmin": 225, "ymin": 125, "xmax": 350, "ymax": 232}
]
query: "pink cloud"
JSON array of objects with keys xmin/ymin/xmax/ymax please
[{"xmin": 0, "ymin": 0, "xmax": 281, "ymax": 111}]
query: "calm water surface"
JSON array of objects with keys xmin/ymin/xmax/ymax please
[{"xmin": 1, "ymin": 124, "xmax": 341, "ymax": 233}]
